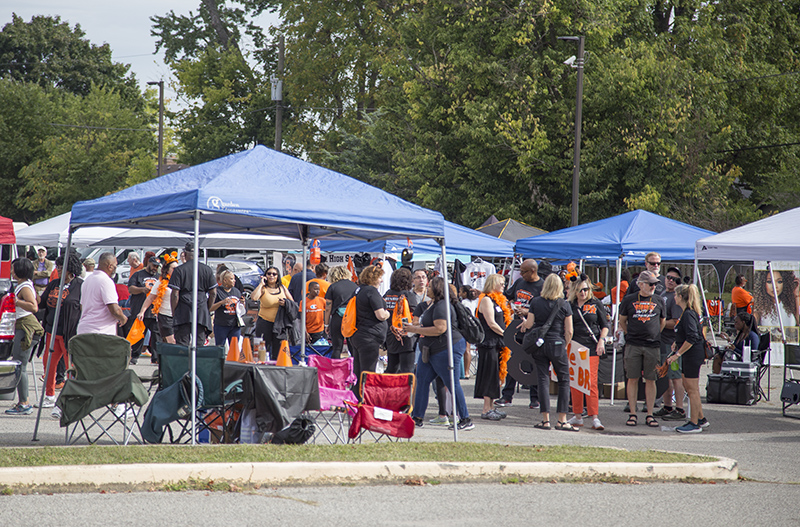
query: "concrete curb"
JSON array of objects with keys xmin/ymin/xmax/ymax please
[{"xmin": 0, "ymin": 457, "xmax": 738, "ymax": 487}]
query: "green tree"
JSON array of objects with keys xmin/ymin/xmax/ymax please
[{"xmin": 0, "ymin": 14, "xmax": 141, "ymax": 106}]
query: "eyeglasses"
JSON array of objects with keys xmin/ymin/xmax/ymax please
[
  {"xmin": 579, "ymin": 287, "xmax": 590, "ymax": 293},
  {"xmin": 646, "ymin": 260, "xmax": 661, "ymax": 266},
  {"xmin": 265, "ymin": 272, "xmax": 278, "ymax": 276},
  {"xmin": 666, "ymin": 275, "xmax": 680, "ymax": 282}
]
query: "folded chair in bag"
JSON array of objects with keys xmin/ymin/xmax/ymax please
[
  {"xmin": 156, "ymin": 342, "xmax": 237, "ymax": 443},
  {"xmin": 753, "ymin": 333, "xmax": 771, "ymax": 402},
  {"xmin": 348, "ymin": 372, "xmax": 416, "ymax": 443},
  {"xmin": 306, "ymin": 355, "xmax": 358, "ymax": 444},
  {"xmin": 56, "ymin": 334, "xmax": 149, "ymax": 445}
]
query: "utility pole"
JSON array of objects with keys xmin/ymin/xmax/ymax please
[
  {"xmin": 558, "ymin": 35, "xmax": 585, "ymax": 227},
  {"xmin": 147, "ymin": 80, "xmax": 164, "ymax": 177},
  {"xmin": 272, "ymin": 35, "xmax": 284, "ymax": 152}
]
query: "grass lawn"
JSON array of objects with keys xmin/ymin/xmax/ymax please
[{"xmin": 0, "ymin": 442, "xmax": 713, "ymax": 467}]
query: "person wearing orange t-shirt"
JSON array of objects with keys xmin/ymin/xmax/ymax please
[
  {"xmin": 301, "ymin": 281, "xmax": 327, "ymax": 343},
  {"xmin": 731, "ymin": 274, "xmax": 753, "ymax": 315},
  {"xmin": 611, "ymin": 269, "xmax": 631, "ymax": 306},
  {"xmin": 308, "ymin": 262, "xmax": 330, "ymax": 298}
]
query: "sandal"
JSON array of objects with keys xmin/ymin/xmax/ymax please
[
  {"xmin": 626, "ymin": 414, "xmax": 638, "ymax": 426},
  {"xmin": 645, "ymin": 415, "xmax": 659, "ymax": 427},
  {"xmin": 555, "ymin": 421, "xmax": 580, "ymax": 432},
  {"xmin": 533, "ymin": 420, "xmax": 551, "ymax": 430}
]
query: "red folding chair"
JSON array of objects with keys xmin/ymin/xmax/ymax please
[{"xmin": 347, "ymin": 371, "xmax": 416, "ymax": 443}]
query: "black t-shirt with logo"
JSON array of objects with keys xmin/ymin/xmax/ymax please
[
  {"xmin": 213, "ymin": 286, "xmax": 242, "ymax": 327},
  {"xmin": 39, "ymin": 278, "xmax": 83, "ymax": 337},
  {"xmin": 383, "ymin": 288, "xmax": 419, "ymax": 354},
  {"xmin": 505, "ymin": 277, "xmax": 543, "ymax": 309},
  {"xmin": 129, "ymin": 268, "xmax": 160, "ymax": 319},
  {"xmin": 660, "ymin": 290, "xmax": 683, "ymax": 345},
  {"xmin": 619, "ymin": 293, "xmax": 666, "ymax": 347},
  {"xmin": 570, "ymin": 297, "xmax": 609, "ymax": 354}
]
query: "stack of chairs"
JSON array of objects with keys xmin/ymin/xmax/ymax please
[{"xmin": 347, "ymin": 372, "xmax": 416, "ymax": 443}]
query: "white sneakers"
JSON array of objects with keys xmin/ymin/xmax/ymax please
[
  {"xmin": 50, "ymin": 406, "xmax": 61, "ymax": 420},
  {"xmin": 591, "ymin": 417, "xmax": 604, "ymax": 430},
  {"xmin": 34, "ymin": 395, "xmax": 57, "ymax": 408},
  {"xmin": 567, "ymin": 415, "xmax": 584, "ymax": 427}
]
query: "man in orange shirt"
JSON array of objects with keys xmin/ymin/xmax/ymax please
[
  {"xmin": 731, "ymin": 274, "xmax": 753, "ymax": 315},
  {"xmin": 301, "ymin": 281, "xmax": 327, "ymax": 343}
]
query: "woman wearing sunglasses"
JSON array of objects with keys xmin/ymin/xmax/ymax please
[
  {"xmin": 252, "ymin": 266, "xmax": 293, "ymax": 360},
  {"xmin": 566, "ymin": 275, "xmax": 609, "ymax": 430}
]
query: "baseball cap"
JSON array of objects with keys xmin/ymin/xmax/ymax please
[
  {"xmin": 148, "ymin": 256, "xmax": 161, "ymax": 265},
  {"xmin": 637, "ymin": 270, "xmax": 659, "ymax": 285},
  {"xmin": 83, "ymin": 257, "xmax": 96, "ymax": 266},
  {"xmin": 35, "ymin": 246, "xmax": 46, "ymax": 253}
]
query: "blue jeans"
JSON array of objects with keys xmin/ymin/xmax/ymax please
[
  {"xmin": 214, "ymin": 325, "xmax": 241, "ymax": 347},
  {"xmin": 413, "ymin": 338, "xmax": 469, "ymax": 420}
]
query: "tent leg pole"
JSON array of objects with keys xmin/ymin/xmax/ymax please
[
  {"xmin": 191, "ymin": 211, "xmax": 200, "ymax": 445},
  {"xmin": 611, "ymin": 256, "xmax": 622, "ymax": 405},
  {"xmin": 300, "ymin": 238, "xmax": 308, "ymax": 361},
  {"xmin": 33, "ymin": 228, "xmax": 74, "ymax": 441},
  {"xmin": 767, "ymin": 262, "xmax": 787, "ymax": 347},
  {"xmin": 439, "ymin": 240, "xmax": 458, "ymax": 442},
  {"xmin": 695, "ymin": 262, "xmax": 717, "ymax": 347}
]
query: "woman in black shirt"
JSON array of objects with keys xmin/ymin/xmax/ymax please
[
  {"xmin": 350, "ymin": 265, "xmax": 390, "ymax": 395},
  {"xmin": 519, "ymin": 274, "xmax": 576, "ymax": 431},
  {"xmin": 211, "ymin": 270, "xmax": 242, "ymax": 346},
  {"xmin": 383, "ymin": 267, "xmax": 417, "ymax": 374},
  {"xmin": 668, "ymin": 284, "xmax": 708, "ymax": 434},
  {"xmin": 325, "ymin": 266, "xmax": 359, "ymax": 359},
  {"xmin": 566, "ymin": 275, "xmax": 609, "ymax": 430}
]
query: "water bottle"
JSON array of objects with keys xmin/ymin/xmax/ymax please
[{"xmin": 743, "ymin": 343, "xmax": 751, "ymax": 363}]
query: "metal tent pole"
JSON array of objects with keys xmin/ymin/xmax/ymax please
[
  {"xmin": 610, "ymin": 256, "xmax": 622, "ymax": 405},
  {"xmin": 33, "ymin": 227, "xmax": 74, "ymax": 441},
  {"xmin": 190, "ymin": 211, "xmax": 200, "ymax": 445},
  {"xmin": 439, "ymin": 239, "xmax": 458, "ymax": 441}
]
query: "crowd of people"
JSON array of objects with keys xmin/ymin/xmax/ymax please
[{"xmin": 5, "ymin": 245, "xmax": 726, "ymax": 436}]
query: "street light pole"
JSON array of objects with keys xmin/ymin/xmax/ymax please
[
  {"xmin": 147, "ymin": 80, "xmax": 164, "ymax": 178},
  {"xmin": 558, "ymin": 36, "xmax": 585, "ymax": 227}
]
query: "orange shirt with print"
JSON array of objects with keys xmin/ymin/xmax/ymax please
[{"xmin": 301, "ymin": 296, "xmax": 326, "ymax": 334}]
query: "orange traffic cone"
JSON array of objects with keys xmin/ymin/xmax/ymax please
[
  {"xmin": 276, "ymin": 340, "xmax": 292, "ymax": 367},
  {"xmin": 242, "ymin": 337, "xmax": 254, "ymax": 363},
  {"xmin": 225, "ymin": 337, "xmax": 238, "ymax": 362},
  {"xmin": 230, "ymin": 336, "xmax": 242, "ymax": 362}
]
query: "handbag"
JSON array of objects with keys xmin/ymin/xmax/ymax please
[{"xmin": 520, "ymin": 298, "xmax": 564, "ymax": 355}]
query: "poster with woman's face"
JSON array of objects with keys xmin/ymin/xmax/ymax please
[{"xmin": 753, "ymin": 261, "xmax": 800, "ymax": 344}]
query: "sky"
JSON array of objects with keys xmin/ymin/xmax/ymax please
[{"xmin": 4, "ymin": 1, "xmax": 279, "ymax": 110}]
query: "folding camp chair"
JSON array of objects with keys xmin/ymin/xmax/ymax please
[
  {"xmin": 56, "ymin": 334, "xmax": 149, "ymax": 445},
  {"xmin": 306, "ymin": 355, "xmax": 358, "ymax": 444},
  {"xmin": 347, "ymin": 372, "xmax": 416, "ymax": 443},
  {"xmin": 753, "ymin": 332, "xmax": 771, "ymax": 402},
  {"xmin": 156, "ymin": 342, "xmax": 238, "ymax": 443}
]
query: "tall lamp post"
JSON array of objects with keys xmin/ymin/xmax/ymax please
[
  {"xmin": 147, "ymin": 80, "xmax": 164, "ymax": 177},
  {"xmin": 558, "ymin": 35, "xmax": 585, "ymax": 227}
]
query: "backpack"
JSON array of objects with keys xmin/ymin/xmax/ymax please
[
  {"xmin": 341, "ymin": 287, "xmax": 360, "ymax": 338},
  {"xmin": 453, "ymin": 301, "xmax": 485, "ymax": 344}
]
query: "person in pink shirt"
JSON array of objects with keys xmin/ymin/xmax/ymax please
[{"xmin": 76, "ymin": 252, "xmax": 127, "ymax": 336}]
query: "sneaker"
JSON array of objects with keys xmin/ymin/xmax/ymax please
[
  {"xmin": 129, "ymin": 358, "xmax": 138, "ymax": 365},
  {"xmin": 412, "ymin": 416, "xmax": 424, "ymax": 428},
  {"xmin": 494, "ymin": 398, "xmax": 512, "ymax": 407},
  {"xmin": 34, "ymin": 395, "xmax": 57, "ymax": 408},
  {"xmin": 481, "ymin": 410, "xmax": 503, "ymax": 421},
  {"xmin": 54, "ymin": 381, "xmax": 65, "ymax": 390},
  {"xmin": 697, "ymin": 417, "xmax": 710, "ymax": 428},
  {"xmin": 662, "ymin": 409, "xmax": 687, "ymax": 421},
  {"xmin": 51, "ymin": 406, "xmax": 62, "ymax": 420},
  {"xmin": 528, "ymin": 401, "xmax": 540, "ymax": 410},
  {"xmin": 428, "ymin": 415, "xmax": 451, "ymax": 426},
  {"xmin": 140, "ymin": 350, "xmax": 152, "ymax": 358},
  {"xmin": 448, "ymin": 418, "xmax": 475, "ymax": 431},
  {"xmin": 653, "ymin": 406, "xmax": 674, "ymax": 417},
  {"xmin": 676, "ymin": 421, "xmax": 702, "ymax": 434},
  {"xmin": 567, "ymin": 415, "xmax": 584, "ymax": 427},
  {"xmin": 5, "ymin": 403, "xmax": 33, "ymax": 415},
  {"xmin": 591, "ymin": 417, "xmax": 605, "ymax": 430}
]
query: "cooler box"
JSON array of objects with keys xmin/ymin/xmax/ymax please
[
  {"xmin": 706, "ymin": 373, "xmax": 755, "ymax": 405},
  {"xmin": 0, "ymin": 360, "xmax": 21, "ymax": 395}
]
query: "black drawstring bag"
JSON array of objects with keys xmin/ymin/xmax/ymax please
[{"xmin": 268, "ymin": 416, "xmax": 315, "ymax": 445}]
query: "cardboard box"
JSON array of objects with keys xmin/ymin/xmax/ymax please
[{"xmin": 601, "ymin": 382, "xmax": 626, "ymax": 400}]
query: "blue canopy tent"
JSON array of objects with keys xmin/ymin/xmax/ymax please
[
  {"xmin": 320, "ymin": 220, "xmax": 515, "ymax": 258},
  {"xmin": 35, "ymin": 146, "xmax": 470, "ymax": 442},
  {"xmin": 514, "ymin": 209, "xmax": 715, "ymax": 403}
]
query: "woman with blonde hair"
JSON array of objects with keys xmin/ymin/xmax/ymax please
[
  {"xmin": 350, "ymin": 265, "xmax": 390, "ymax": 394},
  {"xmin": 566, "ymin": 274, "xmax": 609, "ymax": 430},
  {"xmin": 473, "ymin": 274, "xmax": 512, "ymax": 420},
  {"xmin": 667, "ymin": 284, "xmax": 709, "ymax": 433},
  {"xmin": 519, "ymin": 274, "xmax": 576, "ymax": 431},
  {"xmin": 325, "ymin": 266, "xmax": 358, "ymax": 358}
]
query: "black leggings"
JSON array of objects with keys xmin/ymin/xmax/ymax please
[
  {"xmin": 386, "ymin": 351, "xmax": 415, "ymax": 374},
  {"xmin": 254, "ymin": 317, "xmax": 284, "ymax": 360},
  {"xmin": 329, "ymin": 314, "xmax": 346, "ymax": 358},
  {"xmin": 349, "ymin": 332, "xmax": 383, "ymax": 397}
]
